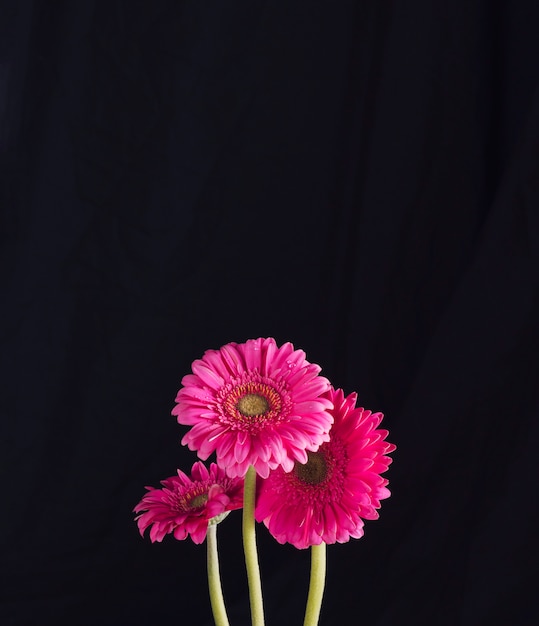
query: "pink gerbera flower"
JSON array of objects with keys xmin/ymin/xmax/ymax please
[
  {"xmin": 134, "ymin": 461, "xmax": 243, "ymax": 544},
  {"xmin": 255, "ymin": 387, "xmax": 396, "ymax": 549},
  {"xmin": 172, "ymin": 337, "xmax": 334, "ymax": 478}
]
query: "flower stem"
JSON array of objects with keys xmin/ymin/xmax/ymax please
[
  {"xmin": 303, "ymin": 542, "xmax": 327, "ymax": 626},
  {"xmin": 243, "ymin": 466, "xmax": 265, "ymax": 626},
  {"xmin": 206, "ymin": 523, "xmax": 230, "ymax": 626}
]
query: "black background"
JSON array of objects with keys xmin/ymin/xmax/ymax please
[{"xmin": 2, "ymin": 2, "xmax": 539, "ymax": 625}]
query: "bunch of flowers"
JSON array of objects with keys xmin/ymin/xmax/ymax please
[{"xmin": 134, "ymin": 337, "xmax": 395, "ymax": 626}]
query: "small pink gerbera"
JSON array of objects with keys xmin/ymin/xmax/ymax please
[
  {"xmin": 172, "ymin": 337, "xmax": 334, "ymax": 478},
  {"xmin": 255, "ymin": 387, "xmax": 396, "ymax": 549},
  {"xmin": 134, "ymin": 461, "xmax": 243, "ymax": 544}
]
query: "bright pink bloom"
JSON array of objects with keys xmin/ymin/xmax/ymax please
[
  {"xmin": 134, "ymin": 462, "xmax": 243, "ymax": 544},
  {"xmin": 172, "ymin": 337, "xmax": 334, "ymax": 478},
  {"xmin": 255, "ymin": 387, "xmax": 395, "ymax": 549}
]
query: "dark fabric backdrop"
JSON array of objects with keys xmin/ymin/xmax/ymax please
[{"xmin": 2, "ymin": 2, "xmax": 538, "ymax": 625}]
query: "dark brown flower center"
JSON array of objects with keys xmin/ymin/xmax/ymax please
[
  {"xmin": 294, "ymin": 451, "xmax": 328, "ymax": 485},
  {"xmin": 237, "ymin": 393, "xmax": 270, "ymax": 417}
]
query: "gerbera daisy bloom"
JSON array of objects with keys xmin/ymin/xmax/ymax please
[
  {"xmin": 255, "ymin": 387, "xmax": 395, "ymax": 549},
  {"xmin": 134, "ymin": 461, "xmax": 243, "ymax": 544},
  {"xmin": 172, "ymin": 337, "xmax": 334, "ymax": 478}
]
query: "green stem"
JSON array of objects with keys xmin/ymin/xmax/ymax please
[
  {"xmin": 303, "ymin": 542, "xmax": 327, "ymax": 626},
  {"xmin": 206, "ymin": 523, "xmax": 230, "ymax": 626},
  {"xmin": 242, "ymin": 466, "xmax": 265, "ymax": 626}
]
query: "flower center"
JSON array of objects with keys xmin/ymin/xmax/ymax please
[
  {"xmin": 218, "ymin": 374, "xmax": 291, "ymax": 430},
  {"xmin": 237, "ymin": 393, "xmax": 269, "ymax": 417},
  {"xmin": 294, "ymin": 451, "xmax": 328, "ymax": 485},
  {"xmin": 188, "ymin": 493, "xmax": 208, "ymax": 509}
]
